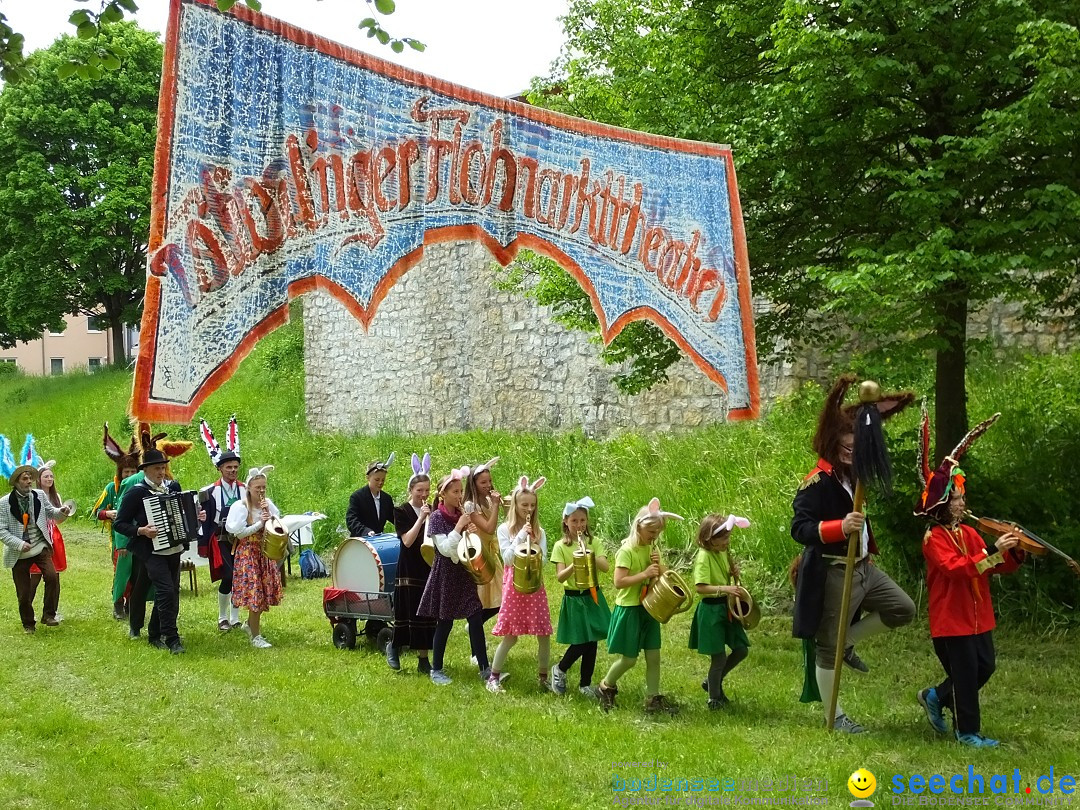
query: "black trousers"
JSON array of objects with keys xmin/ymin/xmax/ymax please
[
  {"xmin": 129, "ymin": 552, "xmax": 182, "ymax": 645},
  {"xmin": 216, "ymin": 537, "xmax": 235, "ymax": 595},
  {"xmin": 933, "ymin": 631, "xmax": 996, "ymax": 735}
]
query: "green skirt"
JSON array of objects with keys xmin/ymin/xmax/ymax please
[
  {"xmin": 607, "ymin": 604, "xmax": 661, "ymax": 657},
  {"xmin": 688, "ymin": 599, "xmax": 750, "ymax": 655},
  {"xmin": 556, "ymin": 588, "xmax": 612, "ymax": 645}
]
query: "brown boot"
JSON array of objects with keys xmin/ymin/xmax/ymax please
[
  {"xmin": 645, "ymin": 694, "xmax": 679, "ymax": 715},
  {"xmin": 597, "ymin": 681, "xmax": 618, "ymax": 712}
]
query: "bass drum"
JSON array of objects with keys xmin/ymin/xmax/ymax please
[{"xmin": 332, "ymin": 533, "xmax": 400, "ymax": 594}]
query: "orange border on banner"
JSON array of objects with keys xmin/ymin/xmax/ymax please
[{"xmin": 132, "ymin": 0, "xmax": 759, "ymax": 422}]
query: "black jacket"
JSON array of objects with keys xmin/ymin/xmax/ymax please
[
  {"xmin": 346, "ymin": 486, "xmax": 394, "ymax": 536},
  {"xmin": 790, "ymin": 459, "xmax": 877, "ymax": 639},
  {"xmin": 114, "ymin": 479, "xmax": 183, "ymax": 560}
]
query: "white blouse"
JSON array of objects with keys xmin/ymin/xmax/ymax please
[
  {"xmin": 496, "ymin": 524, "xmax": 547, "ymax": 566},
  {"xmin": 225, "ymin": 498, "xmax": 281, "ymax": 539}
]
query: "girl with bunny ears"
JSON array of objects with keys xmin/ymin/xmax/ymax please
[
  {"xmin": 597, "ymin": 498, "xmax": 684, "ymax": 715},
  {"xmin": 463, "ymin": 457, "xmax": 504, "ymax": 627},
  {"xmin": 387, "ymin": 453, "xmax": 437, "ymax": 673},
  {"xmin": 225, "ymin": 466, "xmax": 282, "ymax": 648},
  {"xmin": 416, "ymin": 466, "xmax": 490, "ymax": 686},
  {"xmin": 550, "ymin": 497, "xmax": 611, "ymax": 698},
  {"xmin": 689, "ymin": 513, "xmax": 752, "ymax": 710},
  {"xmin": 487, "ymin": 476, "xmax": 553, "ymax": 693}
]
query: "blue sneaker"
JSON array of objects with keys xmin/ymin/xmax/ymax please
[
  {"xmin": 918, "ymin": 687, "xmax": 947, "ymax": 734},
  {"xmin": 956, "ymin": 732, "xmax": 999, "ymax": 748}
]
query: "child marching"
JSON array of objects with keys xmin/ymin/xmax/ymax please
[
  {"xmin": 689, "ymin": 513, "xmax": 752, "ymax": 709},
  {"xmin": 597, "ymin": 498, "xmax": 683, "ymax": 715},
  {"xmin": 549, "ymin": 497, "xmax": 611, "ymax": 698}
]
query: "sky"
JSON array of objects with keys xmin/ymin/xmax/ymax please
[{"xmin": 3, "ymin": 0, "xmax": 571, "ymax": 97}]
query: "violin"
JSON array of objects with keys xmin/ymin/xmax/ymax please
[{"xmin": 965, "ymin": 512, "xmax": 1080, "ymax": 579}]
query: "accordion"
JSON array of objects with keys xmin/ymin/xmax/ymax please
[{"xmin": 143, "ymin": 490, "xmax": 200, "ymax": 553}]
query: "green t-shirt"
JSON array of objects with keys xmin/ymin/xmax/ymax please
[
  {"xmin": 613, "ymin": 543, "xmax": 656, "ymax": 607},
  {"xmin": 550, "ymin": 536, "xmax": 606, "ymax": 590},
  {"xmin": 692, "ymin": 548, "xmax": 732, "ymax": 590}
]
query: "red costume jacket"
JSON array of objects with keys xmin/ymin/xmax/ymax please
[{"xmin": 923, "ymin": 523, "xmax": 1023, "ymax": 638}]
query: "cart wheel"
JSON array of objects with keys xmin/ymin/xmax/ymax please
[
  {"xmin": 375, "ymin": 626, "xmax": 393, "ymax": 653},
  {"xmin": 333, "ymin": 620, "xmax": 356, "ymax": 650},
  {"xmin": 364, "ymin": 619, "xmax": 387, "ymax": 642}
]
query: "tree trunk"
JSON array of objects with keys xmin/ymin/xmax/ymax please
[
  {"xmin": 934, "ymin": 285, "xmax": 969, "ymax": 463},
  {"xmin": 108, "ymin": 313, "xmax": 128, "ymax": 367}
]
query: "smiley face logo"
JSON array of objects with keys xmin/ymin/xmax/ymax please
[{"xmin": 848, "ymin": 769, "xmax": 877, "ymax": 800}]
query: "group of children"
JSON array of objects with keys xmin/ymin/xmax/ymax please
[{"xmin": 355, "ymin": 455, "xmax": 754, "ymax": 715}]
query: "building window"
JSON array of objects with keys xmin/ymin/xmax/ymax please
[
  {"xmin": 88, "ymin": 357, "xmax": 103, "ymax": 372},
  {"xmin": 87, "ymin": 315, "xmax": 107, "ymax": 333},
  {"xmin": 50, "ymin": 358, "xmax": 64, "ymax": 376}
]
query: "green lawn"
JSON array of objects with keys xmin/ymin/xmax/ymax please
[{"xmin": 1, "ymin": 527, "xmax": 1076, "ymax": 809}]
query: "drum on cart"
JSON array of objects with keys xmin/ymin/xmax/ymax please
[{"xmin": 332, "ymin": 534, "xmax": 400, "ymax": 594}]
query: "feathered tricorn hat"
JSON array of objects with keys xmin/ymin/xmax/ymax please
[
  {"xmin": 915, "ymin": 403, "xmax": 1000, "ymax": 520},
  {"xmin": 103, "ymin": 423, "xmax": 141, "ymax": 486},
  {"xmin": 812, "ymin": 374, "xmax": 915, "ymax": 492}
]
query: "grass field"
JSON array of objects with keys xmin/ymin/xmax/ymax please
[{"xmin": 0, "ymin": 527, "xmax": 1076, "ymax": 810}]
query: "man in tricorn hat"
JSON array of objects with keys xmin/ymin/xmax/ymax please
[
  {"xmin": 791, "ymin": 375, "xmax": 916, "ymax": 733},
  {"xmin": 114, "ymin": 443, "xmax": 204, "ymax": 654},
  {"xmin": 0, "ymin": 463, "xmax": 72, "ymax": 632}
]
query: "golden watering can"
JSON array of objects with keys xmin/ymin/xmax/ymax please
[
  {"xmin": 512, "ymin": 541, "xmax": 543, "ymax": 594},
  {"xmin": 571, "ymin": 534, "xmax": 598, "ymax": 590},
  {"xmin": 262, "ymin": 517, "xmax": 289, "ymax": 562},
  {"xmin": 458, "ymin": 532, "xmax": 498, "ymax": 586},
  {"xmin": 642, "ymin": 569, "xmax": 694, "ymax": 624},
  {"xmin": 725, "ymin": 552, "xmax": 760, "ymax": 629}
]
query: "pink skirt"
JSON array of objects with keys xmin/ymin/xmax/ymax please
[{"xmin": 491, "ymin": 565, "xmax": 552, "ymax": 637}]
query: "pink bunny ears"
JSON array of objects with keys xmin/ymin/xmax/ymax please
[
  {"xmin": 438, "ymin": 465, "xmax": 471, "ymax": 491},
  {"xmin": 411, "ymin": 453, "xmax": 431, "ymax": 476},
  {"xmin": 711, "ymin": 514, "xmax": 751, "ymax": 536},
  {"xmin": 636, "ymin": 497, "xmax": 684, "ymax": 526},
  {"xmin": 516, "ymin": 475, "xmax": 546, "ymax": 493}
]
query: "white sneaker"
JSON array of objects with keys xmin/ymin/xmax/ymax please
[
  {"xmin": 251, "ymin": 635, "xmax": 272, "ymax": 649},
  {"xmin": 486, "ymin": 676, "xmax": 505, "ymax": 694}
]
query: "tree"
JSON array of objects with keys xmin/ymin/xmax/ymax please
[
  {"xmin": 531, "ymin": 0, "xmax": 1080, "ymax": 455},
  {"xmin": 0, "ymin": 23, "xmax": 162, "ymax": 363}
]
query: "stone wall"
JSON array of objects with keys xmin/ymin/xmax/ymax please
[
  {"xmin": 304, "ymin": 241, "xmax": 742, "ymax": 436},
  {"xmin": 303, "ymin": 240, "xmax": 1075, "ymax": 436}
]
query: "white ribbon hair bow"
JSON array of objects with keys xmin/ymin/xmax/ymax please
[{"xmin": 563, "ymin": 496, "xmax": 595, "ymax": 517}]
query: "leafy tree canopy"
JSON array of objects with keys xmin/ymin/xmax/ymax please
[
  {"xmin": 0, "ymin": 22, "xmax": 161, "ymax": 361},
  {"xmin": 528, "ymin": 0, "xmax": 1079, "ymax": 451}
]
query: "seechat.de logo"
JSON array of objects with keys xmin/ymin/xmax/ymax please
[{"xmin": 849, "ymin": 768, "xmax": 878, "ymax": 808}]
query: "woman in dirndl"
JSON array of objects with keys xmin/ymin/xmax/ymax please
[
  {"xmin": 386, "ymin": 453, "xmax": 436, "ymax": 673},
  {"xmin": 225, "ymin": 466, "xmax": 282, "ymax": 649}
]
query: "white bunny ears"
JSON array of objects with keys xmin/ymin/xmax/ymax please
[
  {"xmin": 635, "ymin": 497, "xmax": 684, "ymax": 526},
  {"xmin": 472, "ymin": 457, "xmax": 500, "ymax": 476},
  {"xmin": 516, "ymin": 475, "xmax": 546, "ymax": 493},
  {"xmin": 37, "ymin": 459, "xmax": 57, "ymax": 473},
  {"xmin": 245, "ymin": 465, "xmax": 274, "ymax": 486},
  {"xmin": 367, "ymin": 452, "xmax": 396, "ymax": 475},
  {"xmin": 563, "ymin": 496, "xmax": 595, "ymax": 517},
  {"xmin": 711, "ymin": 514, "xmax": 751, "ymax": 536}
]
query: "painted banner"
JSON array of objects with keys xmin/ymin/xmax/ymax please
[{"xmin": 134, "ymin": 0, "xmax": 760, "ymax": 422}]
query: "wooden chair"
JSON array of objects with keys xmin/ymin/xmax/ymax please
[{"xmin": 180, "ymin": 558, "xmax": 198, "ymax": 595}]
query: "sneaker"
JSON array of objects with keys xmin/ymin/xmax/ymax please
[
  {"xmin": 551, "ymin": 664, "xmax": 567, "ymax": 695},
  {"xmin": 597, "ymin": 681, "xmax": 618, "ymax": 712},
  {"xmin": 385, "ymin": 643, "xmax": 401, "ymax": 671},
  {"xmin": 23, "ymin": 625, "xmax": 35, "ymax": 634},
  {"xmin": 218, "ymin": 619, "xmax": 232, "ymax": 631},
  {"xmin": 148, "ymin": 637, "xmax": 167, "ymax": 650},
  {"xmin": 251, "ymin": 635, "xmax": 272, "ymax": 649},
  {"xmin": 579, "ymin": 685, "xmax": 599, "ymax": 700},
  {"xmin": 486, "ymin": 676, "xmax": 505, "ymax": 694},
  {"xmin": 834, "ymin": 713, "xmax": 866, "ymax": 734},
  {"xmin": 417, "ymin": 658, "xmax": 432, "ymax": 675},
  {"xmin": 957, "ymin": 732, "xmax": 999, "ymax": 748},
  {"xmin": 478, "ymin": 667, "xmax": 492, "ymax": 682},
  {"xmin": 168, "ymin": 639, "xmax": 186, "ymax": 655},
  {"xmin": 429, "ymin": 668, "xmax": 452, "ymax": 686},
  {"xmin": 918, "ymin": 687, "xmax": 947, "ymax": 734},
  {"xmin": 843, "ymin": 647, "xmax": 869, "ymax": 674}
]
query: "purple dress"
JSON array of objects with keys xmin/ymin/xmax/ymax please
[{"xmin": 417, "ymin": 506, "xmax": 482, "ymax": 621}]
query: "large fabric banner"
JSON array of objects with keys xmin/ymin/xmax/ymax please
[{"xmin": 133, "ymin": 0, "xmax": 760, "ymax": 421}]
